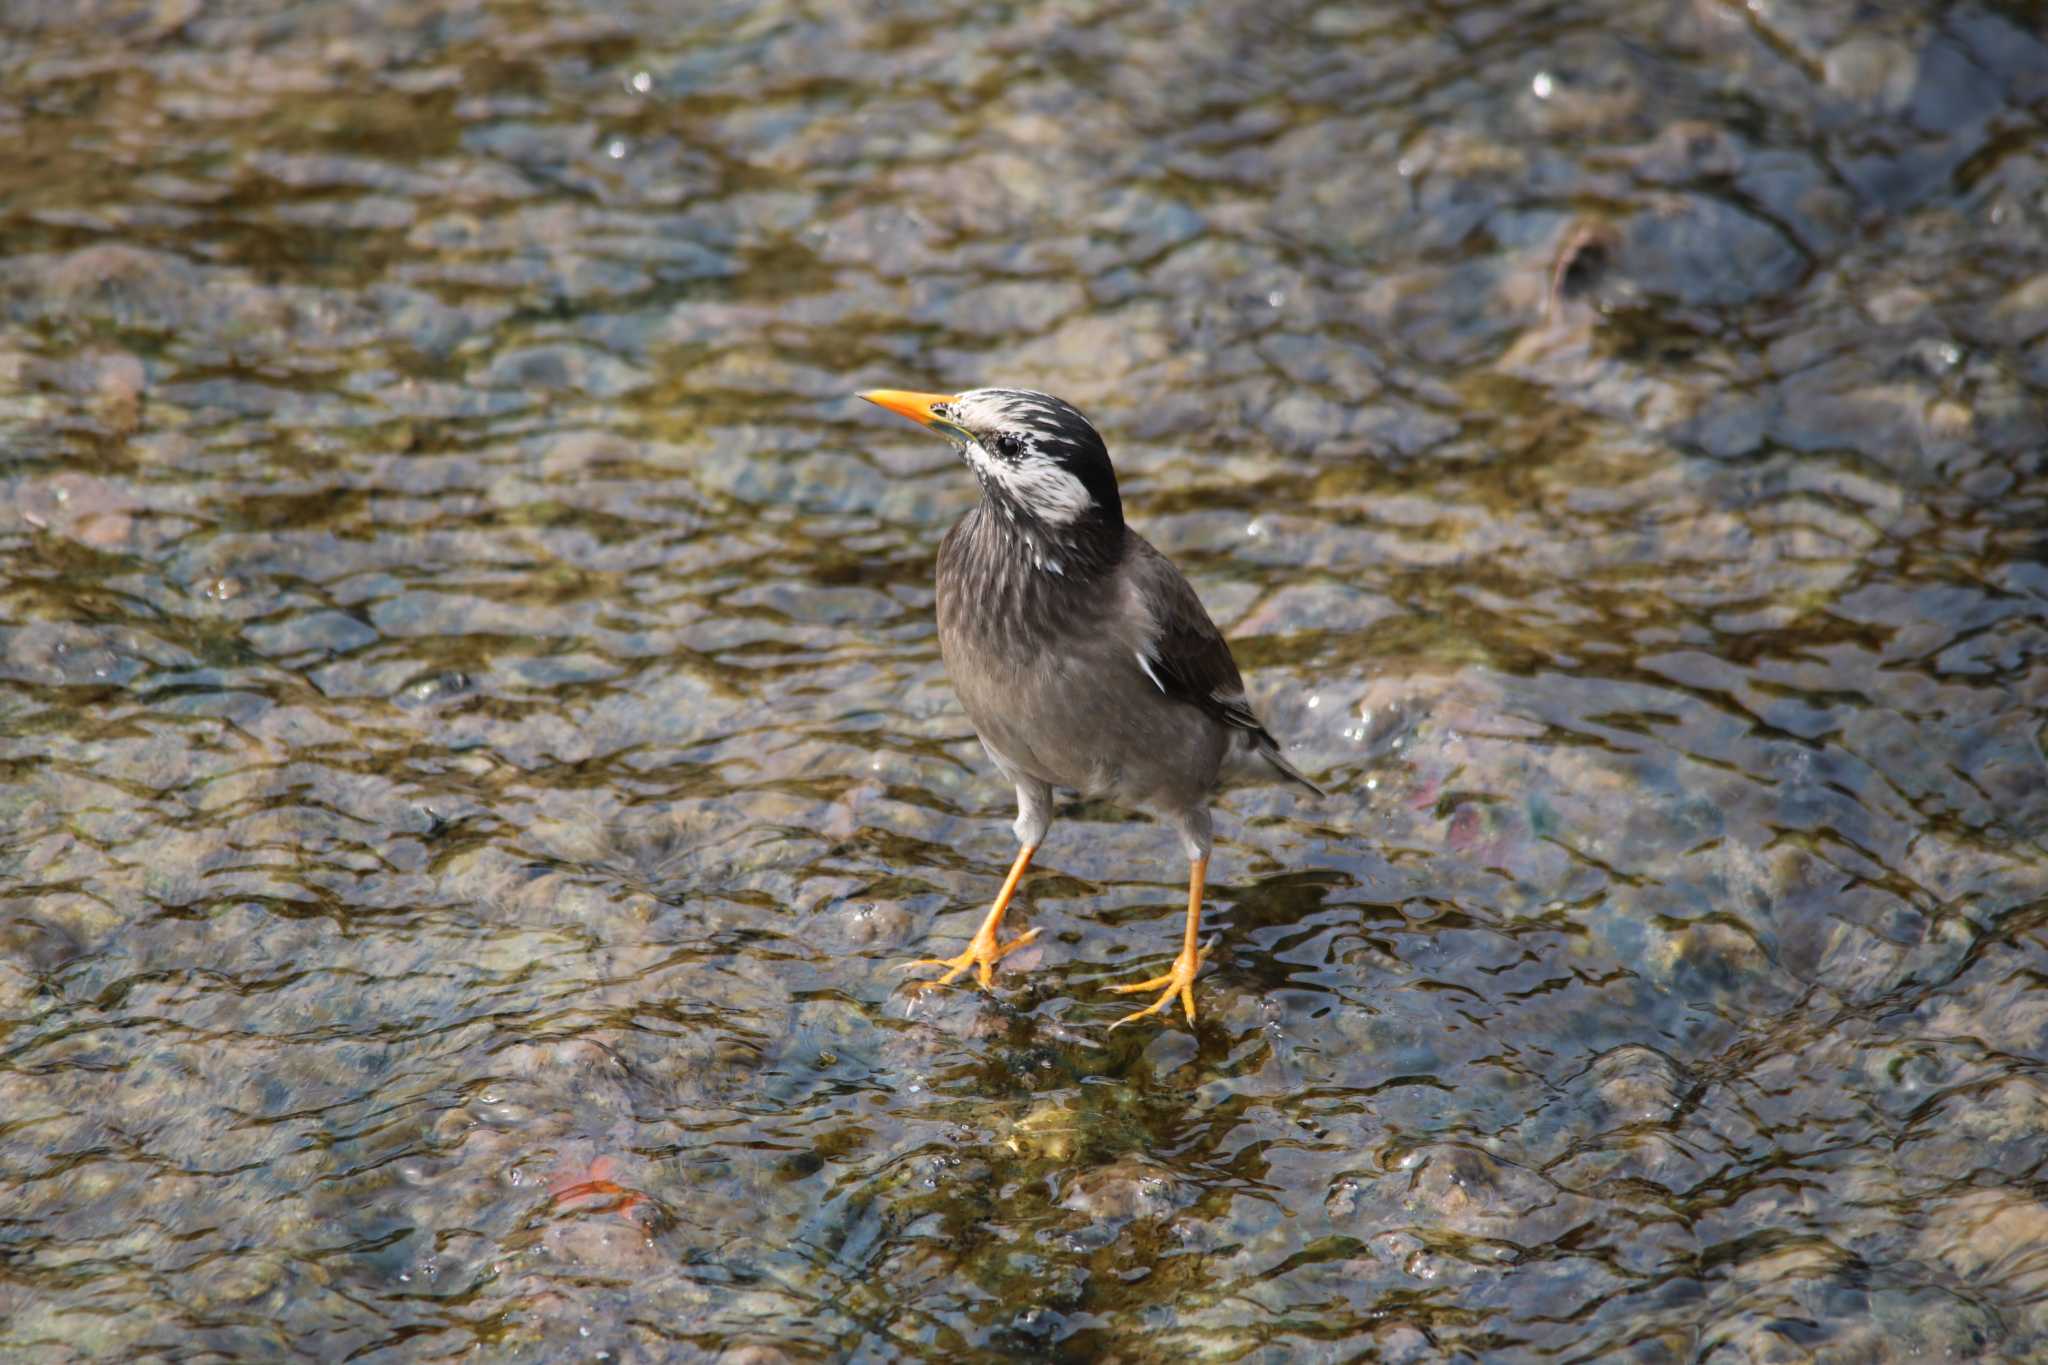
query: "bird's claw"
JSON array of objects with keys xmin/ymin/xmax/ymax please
[
  {"xmin": 898, "ymin": 925, "xmax": 1042, "ymax": 991},
  {"xmin": 1105, "ymin": 938, "xmax": 1214, "ymax": 1028}
]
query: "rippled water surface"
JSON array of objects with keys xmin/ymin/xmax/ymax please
[{"xmin": 4, "ymin": 0, "xmax": 2048, "ymax": 1359}]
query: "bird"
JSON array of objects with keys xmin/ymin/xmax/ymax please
[{"xmin": 855, "ymin": 386, "xmax": 1321, "ymax": 1028}]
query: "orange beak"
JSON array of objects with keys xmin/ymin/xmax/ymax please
[{"xmin": 857, "ymin": 388, "xmax": 965, "ymax": 437}]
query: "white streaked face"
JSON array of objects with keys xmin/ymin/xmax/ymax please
[{"xmin": 942, "ymin": 388, "xmax": 1098, "ymax": 528}]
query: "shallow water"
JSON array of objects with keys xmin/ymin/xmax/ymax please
[{"xmin": 3, "ymin": 0, "xmax": 2047, "ymax": 1359}]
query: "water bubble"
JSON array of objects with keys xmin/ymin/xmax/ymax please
[
  {"xmin": 1531, "ymin": 71, "xmax": 1555, "ymax": 99},
  {"xmin": 606, "ymin": 138, "xmax": 628, "ymax": 160},
  {"xmin": 629, "ymin": 70, "xmax": 652, "ymax": 93},
  {"xmin": 1308, "ymin": 695, "xmax": 1321, "ymax": 709},
  {"xmin": 1266, "ymin": 290, "xmax": 1285, "ymax": 308},
  {"xmin": 1366, "ymin": 777, "xmax": 1378, "ymax": 791}
]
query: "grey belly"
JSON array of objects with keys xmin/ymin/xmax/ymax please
[{"xmin": 942, "ymin": 627, "xmax": 1226, "ymax": 814}]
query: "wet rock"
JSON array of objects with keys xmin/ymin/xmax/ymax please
[
  {"xmin": 538, "ymin": 428, "xmax": 639, "ymax": 477},
  {"xmin": 243, "ymin": 609, "xmax": 379, "ymax": 659},
  {"xmin": 1059, "ymin": 1155, "xmax": 1189, "ymax": 1225},
  {"xmin": 1003, "ymin": 1099, "xmax": 1082, "ymax": 1162},
  {"xmin": 1624, "ymin": 121, "xmax": 1743, "ymax": 184},
  {"xmin": 1369, "ymin": 1324, "xmax": 1439, "ymax": 1364},
  {"xmin": 0, "ymin": 913, "xmax": 84, "ymax": 973},
  {"xmin": 1991, "ymin": 272, "xmax": 2048, "ymax": 345},
  {"xmin": 833, "ymin": 899, "xmax": 914, "ymax": 949},
  {"xmin": 1920, "ymin": 1190, "xmax": 2048, "ymax": 1294},
  {"xmin": 1264, "ymin": 391, "xmax": 1362, "ymax": 454},
  {"xmin": 1639, "ymin": 916, "xmax": 1770, "ymax": 992},
  {"xmin": 1589, "ymin": 1045, "xmax": 1682, "ymax": 1125},
  {"xmin": 1865, "ymin": 1284, "xmax": 2004, "ymax": 1360},
  {"xmin": 1003, "ymin": 302, "xmax": 1176, "ymax": 398},
  {"xmin": 1619, "ymin": 193, "xmax": 1807, "ymax": 307},
  {"xmin": 42, "ymin": 244, "xmax": 201, "ymax": 331},
  {"xmin": 1519, "ymin": 37, "xmax": 1647, "ymax": 138},
  {"xmin": 479, "ymin": 343, "xmax": 647, "ymax": 398},
  {"xmin": 186, "ymin": 1252, "xmax": 286, "ymax": 1312},
  {"xmin": 1698, "ymin": 1312, "xmax": 1829, "ymax": 1364},
  {"xmin": 717, "ymin": 1345, "xmax": 796, "ymax": 1365},
  {"xmin": 1821, "ymin": 35, "xmax": 1919, "ymax": 112},
  {"xmin": 538, "ymin": 1213, "xmax": 662, "ymax": 1273},
  {"xmin": 18, "ymin": 472, "xmax": 142, "ymax": 549},
  {"xmin": 1808, "ymin": 910, "xmax": 1972, "ymax": 1002},
  {"xmin": 912, "ymin": 278, "xmax": 1087, "ymax": 337},
  {"xmin": 36, "ymin": 348, "xmax": 148, "ymax": 436},
  {"xmin": 1402, "ymin": 1145, "xmax": 1541, "ymax": 1231}
]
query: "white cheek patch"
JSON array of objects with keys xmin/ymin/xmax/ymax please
[
  {"xmin": 999, "ymin": 453, "xmax": 1093, "ymax": 525},
  {"xmin": 966, "ymin": 440, "xmax": 1093, "ymax": 525}
]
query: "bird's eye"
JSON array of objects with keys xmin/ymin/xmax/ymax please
[{"xmin": 991, "ymin": 432, "xmax": 1022, "ymax": 459}]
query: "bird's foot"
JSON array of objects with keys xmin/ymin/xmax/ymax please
[
  {"xmin": 898, "ymin": 924, "xmax": 1043, "ymax": 991},
  {"xmin": 1105, "ymin": 938, "xmax": 1214, "ymax": 1028}
]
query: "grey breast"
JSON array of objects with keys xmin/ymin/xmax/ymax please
[{"xmin": 936, "ymin": 509, "xmax": 1228, "ymax": 812}]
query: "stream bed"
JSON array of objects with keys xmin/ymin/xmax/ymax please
[{"xmin": 3, "ymin": 0, "xmax": 2047, "ymax": 1359}]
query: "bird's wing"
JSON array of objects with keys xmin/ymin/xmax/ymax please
[
  {"xmin": 1125, "ymin": 536, "xmax": 1324, "ymax": 797},
  {"xmin": 1127, "ymin": 537, "xmax": 1268, "ymax": 735}
]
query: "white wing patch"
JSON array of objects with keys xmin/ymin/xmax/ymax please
[{"xmin": 1136, "ymin": 650, "xmax": 1166, "ymax": 693}]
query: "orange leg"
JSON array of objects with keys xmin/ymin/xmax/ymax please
[
  {"xmin": 1107, "ymin": 855, "xmax": 1210, "ymax": 1028},
  {"xmin": 899, "ymin": 843, "xmax": 1042, "ymax": 990}
]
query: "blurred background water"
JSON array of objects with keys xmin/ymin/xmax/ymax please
[{"xmin": 2, "ymin": 0, "xmax": 2046, "ymax": 1359}]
